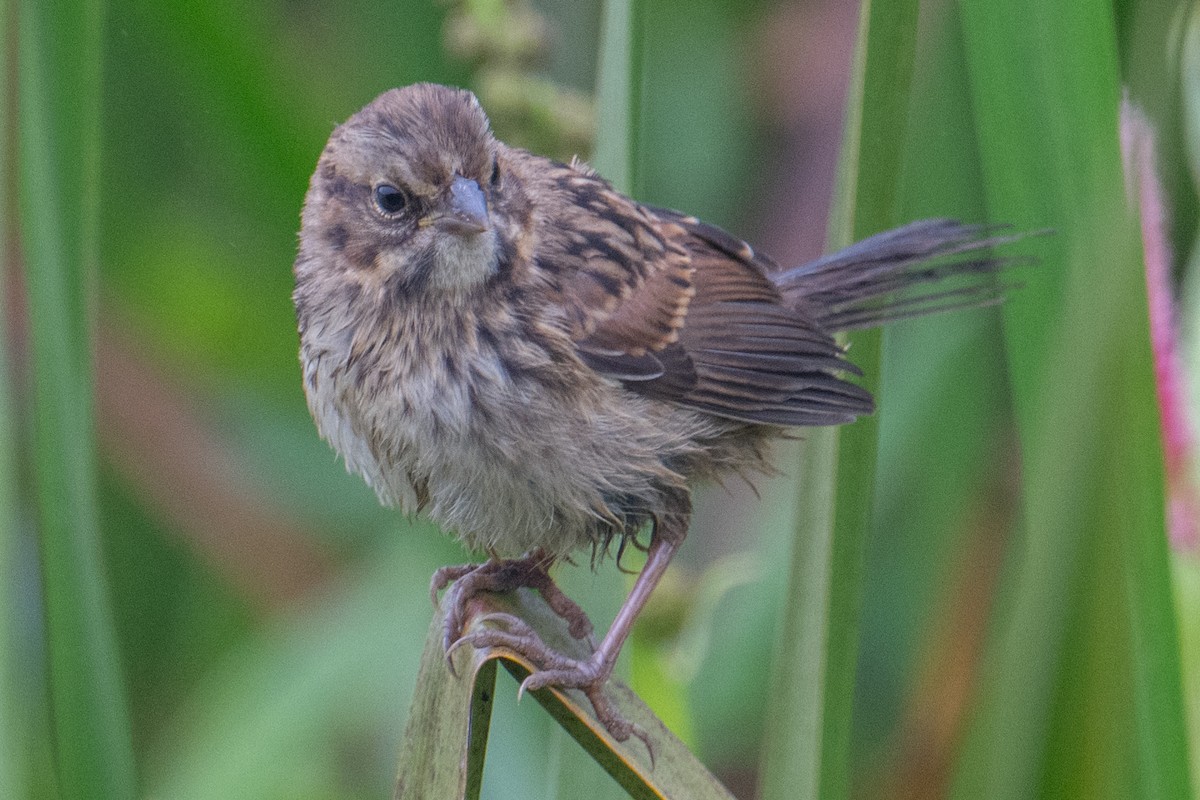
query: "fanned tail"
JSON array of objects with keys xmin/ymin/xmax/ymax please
[{"xmin": 772, "ymin": 219, "xmax": 1038, "ymax": 332}]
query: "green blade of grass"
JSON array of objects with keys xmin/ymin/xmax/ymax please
[
  {"xmin": 18, "ymin": 0, "xmax": 138, "ymax": 797},
  {"xmin": 593, "ymin": 0, "xmax": 644, "ymax": 195},
  {"xmin": 0, "ymin": 1, "xmax": 23, "ymax": 795},
  {"xmin": 849, "ymin": 2, "xmax": 1016, "ymax": 781},
  {"xmin": 953, "ymin": 2, "xmax": 1192, "ymax": 798},
  {"xmin": 758, "ymin": 2, "xmax": 920, "ymax": 798},
  {"xmin": 1178, "ymin": 7, "xmax": 1200, "ymax": 789}
]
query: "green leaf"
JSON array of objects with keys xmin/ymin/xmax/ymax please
[
  {"xmin": 759, "ymin": 2, "xmax": 921, "ymax": 799},
  {"xmin": 18, "ymin": 0, "xmax": 138, "ymax": 796},
  {"xmin": 953, "ymin": 2, "xmax": 1193, "ymax": 797},
  {"xmin": 593, "ymin": 0, "xmax": 643, "ymax": 195},
  {"xmin": 852, "ymin": 1, "xmax": 1013, "ymax": 771},
  {"xmin": 0, "ymin": 3, "xmax": 24, "ymax": 795},
  {"xmin": 147, "ymin": 538, "xmax": 441, "ymax": 800}
]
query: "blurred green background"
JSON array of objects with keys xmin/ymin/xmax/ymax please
[{"xmin": 5, "ymin": 0, "xmax": 1200, "ymax": 798}]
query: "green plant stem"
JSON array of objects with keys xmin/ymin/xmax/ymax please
[
  {"xmin": 593, "ymin": 0, "xmax": 644, "ymax": 195},
  {"xmin": 18, "ymin": 0, "xmax": 138, "ymax": 796},
  {"xmin": 0, "ymin": 0, "xmax": 22, "ymax": 794},
  {"xmin": 953, "ymin": 2, "xmax": 1192, "ymax": 797},
  {"xmin": 758, "ymin": 1, "xmax": 920, "ymax": 798}
]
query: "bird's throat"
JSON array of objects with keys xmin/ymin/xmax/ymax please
[{"xmin": 430, "ymin": 229, "xmax": 500, "ymax": 291}]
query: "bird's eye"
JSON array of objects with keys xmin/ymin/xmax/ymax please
[
  {"xmin": 489, "ymin": 159, "xmax": 501, "ymax": 188},
  {"xmin": 373, "ymin": 184, "xmax": 408, "ymax": 215}
]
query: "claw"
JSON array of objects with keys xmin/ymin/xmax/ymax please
[
  {"xmin": 429, "ymin": 563, "xmax": 476, "ymax": 607},
  {"xmin": 431, "ymin": 554, "xmax": 596, "ymax": 658},
  {"xmin": 588, "ymin": 685, "xmax": 654, "ymax": 763},
  {"xmin": 444, "ymin": 614, "xmax": 524, "ymax": 678},
  {"xmin": 429, "ymin": 551, "xmax": 658, "ymax": 756},
  {"xmin": 519, "ymin": 663, "xmax": 654, "ymax": 759},
  {"xmin": 441, "ymin": 604, "xmax": 465, "ymax": 654},
  {"xmin": 445, "ymin": 634, "xmax": 470, "ymax": 663}
]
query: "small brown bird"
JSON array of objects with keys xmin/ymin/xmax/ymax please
[{"xmin": 294, "ymin": 83, "xmax": 1020, "ymax": 744}]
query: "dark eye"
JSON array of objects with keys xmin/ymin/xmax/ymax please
[
  {"xmin": 373, "ymin": 184, "xmax": 407, "ymax": 215},
  {"xmin": 489, "ymin": 159, "xmax": 501, "ymax": 188}
]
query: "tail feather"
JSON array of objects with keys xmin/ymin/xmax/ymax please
[{"xmin": 772, "ymin": 219, "xmax": 1037, "ymax": 332}]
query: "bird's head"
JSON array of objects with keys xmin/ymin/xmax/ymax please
[{"xmin": 298, "ymin": 83, "xmax": 514, "ymax": 297}]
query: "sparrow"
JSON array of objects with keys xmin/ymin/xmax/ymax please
[{"xmin": 294, "ymin": 83, "xmax": 1022, "ymax": 746}]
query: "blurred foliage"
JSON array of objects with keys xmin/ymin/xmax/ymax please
[
  {"xmin": 760, "ymin": 1, "xmax": 921, "ymax": 797},
  {"xmin": 17, "ymin": 0, "xmax": 137, "ymax": 797},
  {"xmin": 444, "ymin": 0, "xmax": 596, "ymax": 161},
  {"xmin": 4, "ymin": 0, "xmax": 1198, "ymax": 798}
]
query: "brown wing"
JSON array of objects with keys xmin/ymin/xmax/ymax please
[
  {"xmin": 532, "ymin": 159, "xmax": 695, "ymax": 361},
  {"xmin": 645, "ymin": 209, "xmax": 874, "ymax": 426},
  {"xmin": 535, "ymin": 160, "xmax": 873, "ymax": 426}
]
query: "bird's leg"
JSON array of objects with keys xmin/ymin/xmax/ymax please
[
  {"xmin": 455, "ymin": 496, "xmax": 688, "ymax": 750},
  {"xmin": 432, "ymin": 548, "xmax": 595, "ymax": 655}
]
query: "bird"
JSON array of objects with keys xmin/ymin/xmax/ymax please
[{"xmin": 293, "ymin": 82, "xmax": 1024, "ymax": 747}]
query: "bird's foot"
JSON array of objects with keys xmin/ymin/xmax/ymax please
[
  {"xmin": 431, "ymin": 550, "xmax": 595, "ymax": 659},
  {"xmin": 449, "ymin": 612, "xmax": 651, "ymax": 755}
]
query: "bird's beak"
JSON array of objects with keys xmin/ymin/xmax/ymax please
[{"xmin": 438, "ymin": 174, "xmax": 490, "ymax": 235}]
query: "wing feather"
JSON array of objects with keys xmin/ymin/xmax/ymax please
[{"xmin": 530, "ymin": 162, "xmax": 873, "ymax": 427}]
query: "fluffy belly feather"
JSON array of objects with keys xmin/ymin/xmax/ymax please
[{"xmin": 302, "ymin": 316, "xmax": 695, "ymax": 557}]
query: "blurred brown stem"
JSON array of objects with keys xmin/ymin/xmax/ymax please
[{"xmin": 94, "ymin": 322, "xmax": 334, "ymax": 610}]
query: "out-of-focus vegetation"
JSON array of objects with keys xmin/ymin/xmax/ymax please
[{"xmin": 4, "ymin": 0, "xmax": 1199, "ymax": 798}]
